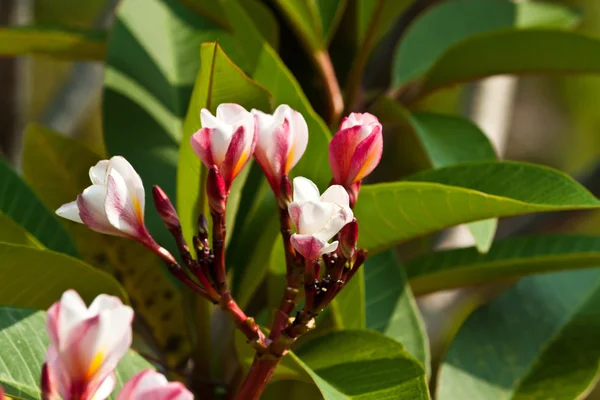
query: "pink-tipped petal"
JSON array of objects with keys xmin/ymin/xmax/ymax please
[
  {"xmin": 77, "ymin": 185, "xmax": 119, "ymax": 235},
  {"xmin": 291, "ymin": 234, "xmax": 332, "ymax": 261},
  {"xmin": 347, "ymin": 125, "xmax": 383, "ymax": 184},
  {"xmin": 221, "ymin": 125, "xmax": 253, "ymax": 188},
  {"xmin": 117, "ymin": 370, "xmax": 193, "ymax": 400},
  {"xmin": 190, "ymin": 127, "xmax": 216, "ymax": 168},
  {"xmin": 104, "ymin": 174, "xmax": 148, "ymax": 241},
  {"xmin": 46, "ymin": 302, "xmax": 62, "ymax": 347},
  {"xmin": 56, "ymin": 201, "xmax": 83, "ymax": 224},
  {"xmin": 116, "ymin": 369, "xmax": 153, "ymax": 400},
  {"xmin": 108, "ymin": 157, "xmax": 146, "ymax": 224},
  {"xmin": 328, "ymin": 125, "xmax": 363, "ymax": 185},
  {"xmin": 56, "ymin": 290, "xmax": 91, "ymax": 349},
  {"xmin": 288, "ymin": 202, "xmax": 302, "ymax": 230}
]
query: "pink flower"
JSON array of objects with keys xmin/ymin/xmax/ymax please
[
  {"xmin": 42, "ymin": 290, "xmax": 133, "ymax": 400},
  {"xmin": 190, "ymin": 103, "xmax": 256, "ymax": 190},
  {"xmin": 288, "ymin": 177, "xmax": 353, "ymax": 260},
  {"xmin": 56, "ymin": 156, "xmax": 153, "ymax": 246},
  {"xmin": 329, "ymin": 112, "xmax": 383, "ymax": 189},
  {"xmin": 117, "ymin": 369, "xmax": 193, "ymax": 400},
  {"xmin": 252, "ymin": 105, "xmax": 308, "ymax": 195}
]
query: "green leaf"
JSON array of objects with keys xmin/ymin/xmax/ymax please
[
  {"xmin": 22, "ymin": 124, "xmax": 192, "ymax": 368},
  {"xmin": 355, "ymin": 162, "xmax": 600, "ymax": 254},
  {"xmin": 0, "ymin": 157, "xmax": 77, "ymax": 256},
  {"xmin": 0, "ymin": 307, "xmax": 152, "ymax": 400},
  {"xmin": 239, "ymin": 0, "xmax": 280, "ymax": 50},
  {"xmin": 176, "ymin": 41, "xmax": 272, "ymax": 246},
  {"xmin": 293, "ymin": 330, "xmax": 430, "ymax": 399},
  {"xmin": 365, "ymin": 250, "xmax": 430, "ymax": 375},
  {"xmin": 103, "ymin": 0, "xmax": 237, "ymax": 251},
  {"xmin": 392, "ymin": 0, "xmax": 579, "ymax": 89},
  {"xmin": 356, "ymin": 0, "xmax": 412, "ymax": 51},
  {"xmin": 0, "ymin": 213, "xmax": 44, "ymax": 249},
  {"xmin": 437, "ymin": 268, "xmax": 600, "ymax": 400},
  {"xmin": 407, "ymin": 235, "xmax": 600, "ymax": 296},
  {"xmin": 0, "ymin": 25, "xmax": 106, "ymax": 60},
  {"xmin": 370, "ymin": 98, "xmax": 499, "ymax": 252},
  {"xmin": 273, "ymin": 0, "xmax": 346, "ymax": 50},
  {"xmin": 0, "ymin": 243, "xmax": 126, "ymax": 309}
]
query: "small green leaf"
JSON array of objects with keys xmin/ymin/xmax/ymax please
[
  {"xmin": 176, "ymin": 41, "xmax": 272, "ymax": 246},
  {"xmin": 0, "ymin": 25, "xmax": 106, "ymax": 60},
  {"xmin": 0, "ymin": 213, "xmax": 44, "ymax": 249},
  {"xmin": 407, "ymin": 235, "xmax": 600, "ymax": 296},
  {"xmin": 0, "ymin": 243, "xmax": 126, "ymax": 309},
  {"xmin": 355, "ymin": 162, "xmax": 600, "ymax": 254},
  {"xmin": 22, "ymin": 124, "xmax": 191, "ymax": 368},
  {"xmin": 0, "ymin": 307, "xmax": 152, "ymax": 400},
  {"xmin": 0, "ymin": 157, "xmax": 76, "ymax": 256},
  {"xmin": 273, "ymin": 0, "xmax": 346, "ymax": 49},
  {"xmin": 365, "ymin": 250, "xmax": 430, "ymax": 375},
  {"xmin": 293, "ymin": 330, "xmax": 430, "ymax": 399},
  {"xmin": 392, "ymin": 0, "xmax": 579, "ymax": 88},
  {"xmin": 437, "ymin": 268, "xmax": 600, "ymax": 400}
]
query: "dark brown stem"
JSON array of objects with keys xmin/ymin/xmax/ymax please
[
  {"xmin": 211, "ymin": 207, "xmax": 227, "ymax": 293},
  {"xmin": 314, "ymin": 50, "xmax": 344, "ymax": 127},
  {"xmin": 234, "ymin": 356, "xmax": 280, "ymax": 400}
]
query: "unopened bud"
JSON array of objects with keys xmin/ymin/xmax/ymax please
[
  {"xmin": 207, "ymin": 166, "xmax": 227, "ymax": 214},
  {"xmin": 338, "ymin": 218, "xmax": 359, "ymax": 259},
  {"xmin": 197, "ymin": 214, "xmax": 209, "ymax": 238},
  {"xmin": 152, "ymin": 185, "xmax": 181, "ymax": 231}
]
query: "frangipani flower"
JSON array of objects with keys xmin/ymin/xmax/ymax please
[
  {"xmin": 191, "ymin": 103, "xmax": 256, "ymax": 189},
  {"xmin": 117, "ymin": 369, "xmax": 193, "ymax": 400},
  {"xmin": 43, "ymin": 290, "xmax": 133, "ymax": 400},
  {"xmin": 252, "ymin": 105, "xmax": 308, "ymax": 195},
  {"xmin": 56, "ymin": 156, "xmax": 153, "ymax": 246},
  {"xmin": 329, "ymin": 112, "xmax": 383, "ymax": 196},
  {"xmin": 288, "ymin": 177, "xmax": 353, "ymax": 260}
]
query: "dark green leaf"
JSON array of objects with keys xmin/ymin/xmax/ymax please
[
  {"xmin": 356, "ymin": 0, "xmax": 412, "ymax": 52},
  {"xmin": 0, "ymin": 307, "xmax": 152, "ymax": 400},
  {"xmin": 0, "ymin": 213, "xmax": 43, "ymax": 249},
  {"xmin": 0, "ymin": 243, "xmax": 126, "ymax": 309},
  {"xmin": 0, "ymin": 25, "xmax": 106, "ymax": 60},
  {"xmin": 366, "ymin": 250, "xmax": 430, "ymax": 374},
  {"xmin": 293, "ymin": 330, "xmax": 430, "ymax": 399},
  {"xmin": 392, "ymin": 0, "xmax": 579, "ymax": 88},
  {"xmin": 407, "ymin": 235, "xmax": 600, "ymax": 295},
  {"xmin": 355, "ymin": 162, "xmax": 600, "ymax": 254},
  {"xmin": 22, "ymin": 124, "xmax": 191, "ymax": 368},
  {"xmin": 437, "ymin": 268, "xmax": 600, "ymax": 400},
  {"xmin": 0, "ymin": 157, "xmax": 76, "ymax": 256},
  {"xmin": 239, "ymin": 0, "xmax": 280, "ymax": 50}
]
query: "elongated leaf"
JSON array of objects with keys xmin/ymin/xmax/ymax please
[
  {"xmin": 357, "ymin": 1, "xmax": 412, "ymax": 51},
  {"xmin": 239, "ymin": 0, "xmax": 280, "ymax": 50},
  {"xmin": 392, "ymin": 0, "xmax": 579, "ymax": 88},
  {"xmin": 273, "ymin": 0, "xmax": 346, "ymax": 50},
  {"xmin": 366, "ymin": 250, "xmax": 430, "ymax": 374},
  {"xmin": 103, "ymin": 0, "xmax": 238, "ymax": 251},
  {"xmin": 176, "ymin": 42, "xmax": 272, "ymax": 245},
  {"xmin": 370, "ymin": 98, "xmax": 498, "ymax": 252},
  {"xmin": 22, "ymin": 124, "xmax": 191, "ymax": 368},
  {"xmin": 293, "ymin": 330, "xmax": 430, "ymax": 399},
  {"xmin": 0, "ymin": 25, "xmax": 106, "ymax": 60},
  {"xmin": 0, "ymin": 243, "xmax": 126, "ymax": 309},
  {"xmin": 0, "ymin": 157, "xmax": 76, "ymax": 256},
  {"xmin": 0, "ymin": 307, "xmax": 151, "ymax": 400},
  {"xmin": 438, "ymin": 268, "xmax": 600, "ymax": 400},
  {"xmin": 0, "ymin": 213, "xmax": 43, "ymax": 249},
  {"xmin": 355, "ymin": 162, "xmax": 600, "ymax": 254},
  {"xmin": 407, "ymin": 235, "xmax": 600, "ymax": 295}
]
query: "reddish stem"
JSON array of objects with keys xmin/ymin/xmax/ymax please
[
  {"xmin": 221, "ymin": 291, "xmax": 270, "ymax": 352},
  {"xmin": 211, "ymin": 208, "xmax": 227, "ymax": 293},
  {"xmin": 234, "ymin": 356, "xmax": 280, "ymax": 400}
]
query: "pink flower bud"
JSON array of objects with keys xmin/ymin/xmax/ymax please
[
  {"xmin": 252, "ymin": 105, "xmax": 308, "ymax": 195},
  {"xmin": 55, "ymin": 156, "xmax": 154, "ymax": 246},
  {"xmin": 338, "ymin": 218, "xmax": 359, "ymax": 259},
  {"xmin": 190, "ymin": 103, "xmax": 256, "ymax": 190},
  {"xmin": 152, "ymin": 185, "xmax": 180, "ymax": 232},
  {"xmin": 329, "ymin": 112, "xmax": 383, "ymax": 188},
  {"xmin": 44, "ymin": 290, "xmax": 133, "ymax": 400},
  {"xmin": 117, "ymin": 369, "xmax": 193, "ymax": 400},
  {"xmin": 288, "ymin": 177, "xmax": 353, "ymax": 261}
]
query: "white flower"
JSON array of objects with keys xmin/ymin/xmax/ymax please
[
  {"xmin": 117, "ymin": 369, "xmax": 193, "ymax": 400},
  {"xmin": 43, "ymin": 290, "xmax": 133, "ymax": 400},
  {"xmin": 56, "ymin": 156, "xmax": 151, "ymax": 244},
  {"xmin": 288, "ymin": 177, "xmax": 353, "ymax": 260},
  {"xmin": 252, "ymin": 104, "xmax": 308, "ymax": 194},
  {"xmin": 190, "ymin": 103, "xmax": 256, "ymax": 189}
]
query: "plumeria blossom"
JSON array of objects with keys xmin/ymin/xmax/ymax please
[
  {"xmin": 56, "ymin": 156, "xmax": 154, "ymax": 246},
  {"xmin": 288, "ymin": 177, "xmax": 353, "ymax": 260},
  {"xmin": 191, "ymin": 103, "xmax": 256, "ymax": 190},
  {"xmin": 43, "ymin": 290, "xmax": 133, "ymax": 400},
  {"xmin": 117, "ymin": 369, "xmax": 193, "ymax": 400},
  {"xmin": 329, "ymin": 112, "xmax": 383, "ymax": 201},
  {"xmin": 252, "ymin": 105, "xmax": 308, "ymax": 195}
]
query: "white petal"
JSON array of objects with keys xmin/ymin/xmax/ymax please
[
  {"xmin": 78, "ymin": 185, "xmax": 118, "ymax": 235},
  {"xmin": 107, "ymin": 157, "xmax": 145, "ymax": 222},
  {"xmin": 200, "ymin": 108, "xmax": 223, "ymax": 129},
  {"xmin": 57, "ymin": 290, "xmax": 90, "ymax": 350},
  {"xmin": 296, "ymin": 201, "xmax": 336, "ymax": 235},
  {"xmin": 211, "ymin": 126, "xmax": 234, "ymax": 166},
  {"xmin": 104, "ymin": 170, "xmax": 140, "ymax": 237},
  {"xmin": 91, "ymin": 373, "xmax": 116, "ymax": 400},
  {"xmin": 88, "ymin": 294, "xmax": 124, "ymax": 315},
  {"xmin": 216, "ymin": 103, "xmax": 250, "ymax": 126},
  {"xmin": 293, "ymin": 177, "xmax": 320, "ymax": 203},
  {"xmin": 320, "ymin": 185, "xmax": 350, "ymax": 208},
  {"xmin": 56, "ymin": 200, "xmax": 83, "ymax": 224},
  {"xmin": 288, "ymin": 108, "xmax": 308, "ymax": 169},
  {"xmin": 135, "ymin": 370, "xmax": 170, "ymax": 392},
  {"xmin": 313, "ymin": 206, "xmax": 353, "ymax": 242},
  {"xmin": 320, "ymin": 240, "xmax": 339, "ymax": 255},
  {"xmin": 89, "ymin": 160, "xmax": 110, "ymax": 185}
]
